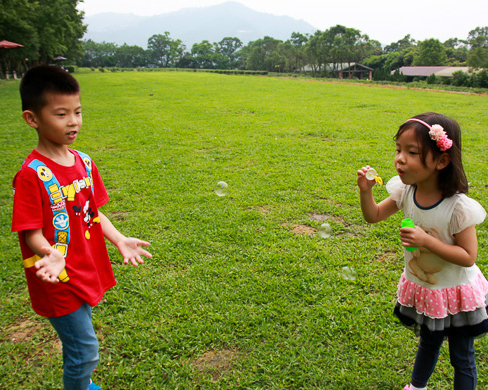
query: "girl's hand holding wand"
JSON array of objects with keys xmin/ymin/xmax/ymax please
[
  {"xmin": 357, "ymin": 165, "xmax": 377, "ymax": 192},
  {"xmin": 357, "ymin": 166, "xmax": 398, "ymax": 224}
]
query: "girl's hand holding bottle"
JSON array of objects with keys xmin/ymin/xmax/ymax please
[{"xmin": 400, "ymin": 222, "xmax": 434, "ymax": 252}]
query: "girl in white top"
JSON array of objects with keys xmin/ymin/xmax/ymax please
[{"xmin": 357, "ymin": 112, "xmax": 488, "ymax": 390}]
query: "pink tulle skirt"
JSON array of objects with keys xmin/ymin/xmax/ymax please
[{"xmin": 397, "ymin": 272, "xmax": 488, "ymax": 319}]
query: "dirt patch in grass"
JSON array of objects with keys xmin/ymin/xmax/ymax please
[
  {"xmin": 301, "ymin": 134, "xmax": 334, "ymax": 142},
  {"xmin": 248, "ymin": 205, "xmax": 270, "ymax": 215},
  {"xmin": 374, "ymin": 250, "xmax": 400, "ymax": 264},
  {"xmin": 195, "ymin": 147, "xmax": 216, "ymax": 152},
  {"xmin": 8, "ymin": 319, "xmax": 42, "ymax": 343},
  {"xmin": 192, "ymin": 349, "xmax": 240, "ymax": 380},
  {"xmin": 307, "ymin": 213, "xmax": 367, "ymax": 239},
  {"xmin": 106, "ymin": 211, "xmax": 130, "ymax": 221},
  {"xmin": 282, "ymin": 213, "xmax": 353, "ymax": 237},
  {"xmin": 6, "ymin": 318, "xmax": 62, "ymax": 354},
  {"xmin": 282, "ymin": 223, "xmax": 316, "ymax": 236}
]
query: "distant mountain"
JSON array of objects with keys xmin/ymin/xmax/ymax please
[{"xmin": 83, "ymin": 1, "xmax": 317, "ymax": 48}]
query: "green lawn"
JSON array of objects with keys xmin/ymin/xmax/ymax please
[{"xmin": 1, "ymin": 72, "xmax": 488, "ymax": 389}]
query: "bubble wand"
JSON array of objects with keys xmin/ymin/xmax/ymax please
[{"xmin": 365, "ymin": 167, "xmax": 383, "ymax": 186}]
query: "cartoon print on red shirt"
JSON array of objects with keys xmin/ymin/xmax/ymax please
[
  {"xmin": 73, "ymin": 204, "xmax": 82, "ymax": 216},
  {"xmin": 82, "ymin": 200, "xmax": 100, "ymax": 239}
]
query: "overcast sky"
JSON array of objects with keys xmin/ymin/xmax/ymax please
[{"xmin": 78, "ymin": 0, "xmax": 488, "ymax": 45}]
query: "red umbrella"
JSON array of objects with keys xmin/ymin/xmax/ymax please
[{"xmin": 0, "ymin": 40, "xmax": 24, "ymax": 49}]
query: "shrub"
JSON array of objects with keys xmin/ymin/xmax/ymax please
[
  {"xmin": 426, "ymin": 74, "xmax": 437, "ymax": 84},
  {"xmin": 472, "ymin": 70, "xmax": 488, "ymax": 88},
  {"xmin": 451, "ymin": 71, "xmax": 469, "ymax": 87}
]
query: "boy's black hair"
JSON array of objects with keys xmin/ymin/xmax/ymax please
[
  {"xmin": 394, "ymin": 112, "xmax": 468, "ymax": 198},
  {"xmin": 20, "ymin": 65, "xmax": 80, "ymax": 113}
]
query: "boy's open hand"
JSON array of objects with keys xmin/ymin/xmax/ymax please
[
  {"xmin": 116, "ymin": 237, "xmax": 152, "ymax": 266},
  {"xmin": 34, "ymin": 246, "xmax": 66, "ymax": 284}
]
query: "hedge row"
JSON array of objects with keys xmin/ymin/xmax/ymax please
[{"xmin": 85, "ymin": 67, "xmax": 268, "ymax": 76}]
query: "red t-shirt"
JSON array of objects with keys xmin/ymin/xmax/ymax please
[{"xmin": 12, "ymin": 149, "xmax": 116, "ymax": 317}]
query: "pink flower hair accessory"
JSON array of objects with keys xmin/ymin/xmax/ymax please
[{"xmin": 405, "ymin": 118, "xmax": 453, "ymax": 152}]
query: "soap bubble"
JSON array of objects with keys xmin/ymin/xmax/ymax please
[
  {"xmin": 318, "ymin": 223, "xmax": 332, "ymax": 238},
  {"xmin": 215, "ymin": 181, "xmax": 228, "ymax": 197},
  {"xmin": 341, "ymin": 266, "xmax": 357, "ymax": 281}
]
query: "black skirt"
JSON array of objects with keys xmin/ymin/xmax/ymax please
[{"xmin": 394, "ymin": 301, "xmax": 488, "ymax": 338}]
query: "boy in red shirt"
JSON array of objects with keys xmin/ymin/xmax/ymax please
[{"xmin": 12, "ymin": 65, "xmax": 152, "ymax": 390}]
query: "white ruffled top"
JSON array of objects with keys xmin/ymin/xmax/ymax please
[{"xmin": 386, "ymin": 176, "xmax": 488, "ymax": 319}]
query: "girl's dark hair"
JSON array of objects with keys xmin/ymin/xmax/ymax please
[
  {"xmin": 20, "ymin": 65, "xmax": 80, "ymax": 114},
  {"xmin": 394, "ymin": 112, "xmax": 468, "ymax": 197}
]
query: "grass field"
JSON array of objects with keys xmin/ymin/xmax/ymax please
[{"xmin": 1, "ymin": 71, "xmax": 488, "ymax": 389}]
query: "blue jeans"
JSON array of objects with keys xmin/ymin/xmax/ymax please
[
  {"xmin": 49, "ymin": 303, "xmax": 99, "ymax": 390},
  {"xmin": 411, "ymin": 326, "xmax": 477, "ymax": 389}
]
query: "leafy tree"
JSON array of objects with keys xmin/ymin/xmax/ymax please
[
  {"xmin": 349, "ymin": 33, "xmax": 376, "ymax": 70},
  {"xmin": 147, "ymin": 32, "xmax": 185, "ymax": 68},
  {"xmin": 369, "ymin": 40, "xmax": 383, "ymax": 56},
  {"xmin": 367, "ymin": 44, "xmax": 418, "ymax": 81},
  {"xmin": 387, "ymin": 52, "xmax": 403, "ymax": 70},
  {"xmin": 467, "ymin": 27, "xmax": 488, "ymax": 70},
  {"xmin": 286, "ymin": 32, "xmax": 309, "ymax": 72},
  {"xmin": 364, "ymin": 41, "xmax": 417, "ymax": 78},
  {"xmin": 384, "ymin": 35, "xmax": 416, "ymax": 53},
  {"xmin": 467, "ymin": 48, "xmax": 488, "ymax": 70},
  {"xmin": 34, "ymin": 0, "xmax": 86, "ymax": 63},
  {"xmin": 214, "ymin": 37, "xmax": 243, "ymax": 69},
  {"xmin": 0, "ymin": 0, "xmax": 37, "ymax": 76},
  {"xmin": 0, "ymin": 0, "xmax": 85, "ymax": 75},
  {"xmin": 413, "ymin": 39, "xmax": 447, "ymax": 66},
  {"xmin": 467, "ymin": 27, "xmax": 488, "ymax": 48},
  {"xmin": 306, "ymin": 25, "xmax": 348, "ymax": 75},
  {"xmin": 304, "ymin": 25, "xmax": 374, "ymax": 77},
  {"xmin": 175, "ymin": 53, "xmax": 195, "ymax": 69},
  {"xmin": 244, "ymin": 36, "xmax": 283, "ymax": 72},
  {"xmin": 114, "ymin": 44, "xmax": 147, "ymax": 68},
  {"xmin": 77, "ymin": 40, "xmax": 117, "ymax": 68},
  {"xmin": 276, "ymin": 40, "xmax": 301, "ymax": 73},
  {"xmin": 190, "ymin": 40, "xmax": 218, "ymax": 69},
  {"xmin": 270, "ymin": 42, "xmax": 289, "ymax": 72},
  {"xmin": 235, "ymin": 44, "xmax": 251, "ymax": 70},
  {"xmin": 325, "ymin": 25, "xmax": 351, "ymax": 74},
  {"xmin": 306, "ymin": 30, "xmax": 330, "ymax": 74},
  {"xmin": 398, "ymin": 46, "xmax": 417, "ymax": 67},
  {"xmin": 329, "ymin": 26, "xmax": 375, "ymax": 77},
  {"xmin": 443, "ymin": 38, "xmax": 468, "ymax": 65},
  {"xmin": 363, "ymin": 55, "xmax": 388, "ymax": 70}
]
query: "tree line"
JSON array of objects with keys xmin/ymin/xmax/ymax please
[
  {"xmin": 1, "ymin": 0, "xmax": 488, "ymax": 84},
  {"xmin": 78, "ymin": 27, "xmax": 488, "ymax": 78}
]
